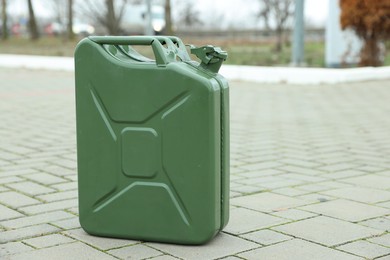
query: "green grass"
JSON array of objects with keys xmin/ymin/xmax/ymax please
[
  {"xmin": 0, "ymin": 37, "xmax": 79, "ymax": 57},
  {"xmin": 1, "ymin": 37, "xmax": 389, "ymax": 67}
]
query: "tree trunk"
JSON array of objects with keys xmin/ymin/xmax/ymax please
[
  {"xmin": 359, "ymin": 37, "xmax": 382, "ymax": 67},
  {"xmin": 164, "ymin": 0, "xmax": 173, "ymax": 35},
  {"xmin": 27, "ymin": 0, "xmax": 39, "ymax": 40},
  {"xmin": 1, "ymin": 0, "xmax": 8, "ymax": 40},
  {"xmin": 67, "ymin": 0, "xmax": 74, "ymax": 40},
  {"xmin": 275, "ymin": 27, "xmax": 283, "ymax": 52},
  {"xmin": 106, "ymin": 0, "xmax": 118, "ymax": 35}
]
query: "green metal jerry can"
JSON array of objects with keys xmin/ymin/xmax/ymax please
[{"xmin": 75, "ymin": 36, "xmax": 229, "ymax": 245}]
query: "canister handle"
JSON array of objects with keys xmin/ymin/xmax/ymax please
[
  {"xmin": 154, "ymin": 36, "xmax": 191, "ymax": 61},
  {"xmin": 89, "ymin": 36, "xmax": 170, "ymax": 66}
]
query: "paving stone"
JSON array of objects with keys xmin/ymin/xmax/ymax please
[
  {"xmin": 149, "ymin": 255, "xmax": 180, "ymax": 260},
  {"xmin": 67, "ymin": 206, "xmax": 79, "ymax": 215},
  {"xmin": 231, "ymin": 192, "xmax": 307, "ymax": 212},
  {"xmin": 377, "ymin": 255, "xmax": 390, "ymax": 260},
  {"xmin": 358, "ymin": 165, "xmax": 386, "ymax": 172},
  {"xmin": 230, "ymin": 167, "xmax": 245, "ymax": 174},
  {"xmin": 231, "ymin": 185, "xmax": 266, "ymax": 194},
  {"xmin": 0, "ymin": 168, "xmax": 38, "ymax": 178},
  {"xmin": 50, "ymin": 182, "xmax": 77, "ymax": 191},
  {"xmin": 63, "ymin": 228, "xmax": 138, "ymax": 250},
  {"xmin": 273, "ymin": 216, "xmax": 383, "ymax": 246},
  {"xmin": 280, "ymin": 158, "xmax": 322, "ymax": 168},
  {"xmin": 51, "ymin": 217, "xmax": 80, "ymax": 230},
  {"xmin": 0, "ymin": 151, "xmax": 25, "ymax": 160},
  {"xmin": 0, "ymin": 242, "xmax": 33, "ymax": 256},
  {"xmin": 273, "ymin": 187, "xmax": 310, "ymax": 196},
  {"xmin": 108, "ymin": 244, "xmax": 162, "ymax": 259},
  {"xmin": 23, "ymin": 172, "xmax": 67, "ymax": 185},
  {"xmin": 230, "ymin": 191, "xmax": 242, "ymax": 198},
  {"xmin": 40, "ymin": 165, "xmax": 75, "ymax": 177},
  {"xmin": 277, "ymin": 165, "xmax": 326, "ymax": 176},
  {"xmin": 20, "ymin": 198, "xmax": 78, "ymax": 214},
  {"xmin": 359, "ymin": 217, "xmax": 390, "ymax": 231},
  {"xmin": 0, "ymin": 185, "xmax": 9, "ymax": 192},
  {"xmin": 322, "ymin": 187, "xmax": 390, "ymax": 203},
  {"xmin": 280, "ymin": 173, "xmax": 326, "ymax": 183},
  {"xmin": 0, "ymin": 224, "xmax": 59, "ymax": 243},
  {"xmin": 0, "ymin": 176, "xmax": 23, "ymax": 184},
  {"xmin": 24, "ymin": 234, "xmax": 75, "ymax": 248},
  {"xmin": 324, "ymin": 170, "xmax": 367, "ymax": 180},
  {"xmin": 2, "ymin": 210, "xmax": 74, "ymax": 228},
  {"xmin": 241, "ymin": 155, "xmax": 280, "ymax": 164},
  {"xmin": 37, "ymin": 190, "xmax": 78, "ymax": 202},
  {"xmin": 297, "ymin": 193, "xmax": 336, "ymax": 203},
  {"xmin": 9, "ymin": 242, "xmax": 116, "ymax": 260},
  {"xmin": 299, "ymin": 199, "xmax": 389, "ymax": 222},
  {"xmin": 318, "ymin": 163, "xmax": 361, "ymax": 173},
  {"xmin": 0, "ymin": 191, "xmax": 40, "ymax": 208},
  {"xmin": 224, "ymin": 208, "xmax": 287, "ymax": 235},
  {"xmin": 148, "ymin": 232, "xmax": 259, "ymax": 260},
  {"xmin": 378, "ymin": 170, "xmax": 390, "ymax": 177},
  {"xmin": 2, "ymin": 145, "xmax": 37, "ymax": 155},
  {"xmin": 296, "ymin": 183, "xmax": 332, "ymax": 192},
  {"xmin": 368, "ymin": 233, "xmax": 390, "ymax": 247},
  {"xmin": 241, "ymin": 229, "xmax": 293, "ymax": 245},
  {"xmin": 7, "ymin": 181, "xmax": 55, "ymax": 196},
  {"xmin": 238, "ymin": 169, "xmax": 285, "ymax": 177},
  {"xmin": 270, "ymin": 209, "xmax": 317, "ymax": 221},
  {"xmin": 342, "ymin": 175, "xmax": 390, "ymax": 190},
  {"xmin": 259, "ymin": 179, "xmax": 305, "ymax": 189},
  {"xmin": 236, "ymin": 176, "xmax": 284, "ymax": 185},
  {"xmin": 66, "ymin": 175, "xmax": 77, "ymax": 182},
  {"xmin": 240, "ymin": 161, "xmax": 283, "ymax": 171},
  {"xmin": 218, "ymin": 257, "xmax": 243, "ymax": 260},
  {"xmin": 51, "ymin": 159, "xmax": 77, "ymax": 169},
  {"xmin": 238, "ymin": 239, "xmax": 361, "ymax": 260},
  {"xmin": 377, "ymin": 201, "xmax": 390, "ymax": 209},
  {"xmin": 0, "ymin": 204, "xmax": 24, "ymax": 220},
  {"xmin": 337, "ymin": 240, "xmax": 390, "ymax": 259}
]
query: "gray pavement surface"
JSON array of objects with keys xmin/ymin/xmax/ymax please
[{"xmin": 0, "ymin": 68, "xmax": 389, "ymax": 259}]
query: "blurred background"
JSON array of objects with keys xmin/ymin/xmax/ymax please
[{"xmin": 0, "ymin": 0, "xmax": 389, "ymax": 67}]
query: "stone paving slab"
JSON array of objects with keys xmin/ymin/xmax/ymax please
[
  {"xmin": 0, "ymin": 68, "xmax": 390, "ymax": 259},
  {"xmin": 299, "ymin": 199, "xmax": 389, "ymax": 222},
  {"xmin": 8, "ymin": 242, "xmax": 116, "ymax": 260},
  {"xmin": 238, "ymin": 239, "xmax": 362, "ymax": 260},
  {"xmin": 273, "ymin": 216, "xmax": 383, "ymax": 247},
  {"xmin": 337, "ymin": 240, "xmax": 390, "ymax": 259}
]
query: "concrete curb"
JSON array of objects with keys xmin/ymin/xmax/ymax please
[
  {"xmin": 220, "ymin": 65, "xmax": 390, "ymax": 84},
  {"xmin": 1, "ymin": 54, "xmax": 389, "ymax": 84}
]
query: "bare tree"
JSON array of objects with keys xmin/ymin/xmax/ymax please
[
  {"xmin": 27, "ymin": 0, "xmax": 40, "ymax": 40},
  {"xmin": 164, "ymin": 0, "xmax": 173, "ymax": 35},
  {"xmin": 178, "ymin": 1, "xmax": 202, "ymax": 28},
  {"xmin": 258, "ymin": 0, "xmax": 294, "ymax": 52},
  {"xmin": 67, "ymin": 0, "xmax": 74, "ymax": 39},
  {"xmin": 257, "ymin": 2, "xmax": 270, "ymax": 30},
  {"xmin": 78, "ymin": 0, "xmax": 128, "ymax": 35},
  {"xmin": 47, "ymin": 0, "xmax": 66, "ymax": 24},
  {"xmin": 1, "ymin": 0, "xmax": 8, "ymax": 40}
]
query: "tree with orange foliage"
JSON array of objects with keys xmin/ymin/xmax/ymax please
[{"xmin": 340, "ymin": 0, "xmax": 390, "ymax": 66}]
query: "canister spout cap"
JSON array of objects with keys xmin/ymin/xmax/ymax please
[{"xmin": 189, "ymin": 45, "xmax": 228, "ymax": 73}]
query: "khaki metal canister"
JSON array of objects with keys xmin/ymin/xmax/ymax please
[{"xmin": 75, "ymin": 36, "xmax": 229, "ymax": 245}]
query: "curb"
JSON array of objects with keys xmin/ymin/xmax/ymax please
[{"xmin": 1, "ymin": 54, "xmax": 389, "ymax": 85}]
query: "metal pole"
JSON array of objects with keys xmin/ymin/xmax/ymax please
[
  {"xmin": 145, "ymin": 0, "xmax": 153, "ymax": 35},
  {"xmin": 291, "ymin": 0, "xmax": 305, "ymax": 66}
]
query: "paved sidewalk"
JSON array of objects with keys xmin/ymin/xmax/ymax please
[{"xmin": 0, "ymin": 68, "xmax": 389, "ymax": 259}]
